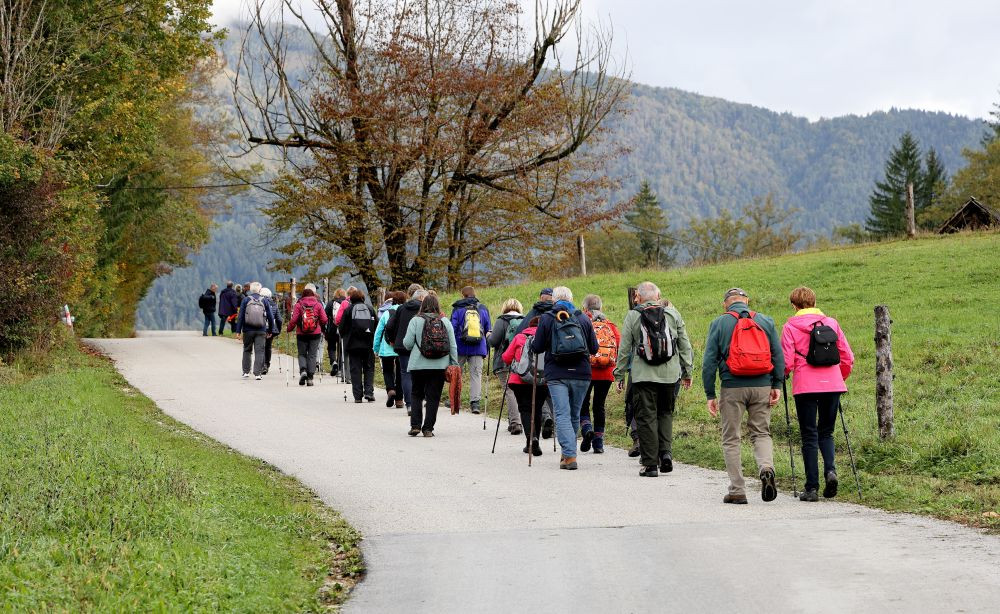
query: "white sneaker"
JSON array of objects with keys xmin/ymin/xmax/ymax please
[
  {"xmin": 254, "ymin": 375, "xmax": 262, "ymax": 380},
  {"xmin": 242, "ymin": 372, "xmax": 250, "ymax": 379}
]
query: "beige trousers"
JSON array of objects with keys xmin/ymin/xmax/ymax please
[{"xmin": 719, "ymin": 386, "xmax": 774, "ymax": 496}]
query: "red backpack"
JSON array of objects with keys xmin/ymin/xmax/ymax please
[
  {"xmin": 725, "ymin": 311, "xmax": 773, "ymax": 376},
  {"xmin": 300, "ymin": 303, "xmax": 319, "ymax": 333}
]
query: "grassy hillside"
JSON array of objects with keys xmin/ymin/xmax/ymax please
[
  {"xmin": 450, "ymin": 232, "xmax": 1000, "ymax": 528},
  {"xmin": 0, "ymin": 341, "xmax": 363, "ymax": 610}
]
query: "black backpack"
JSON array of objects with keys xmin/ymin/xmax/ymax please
[
  {"xmin": 799, "ymin": 320, "xmax": 841, "ymax": 367},
  {"xmin": 549, "ymin": 310, "xmax": 589, "ymax": 365},
  {"xmin": 198, "ymin": 292, "xmax": 212, "ymax": 310},
  {"xmin": 635, "ymin": 305, "xmax": 675, "ymax": 365},
  {"xmin": 417, "ymin": 315, "xmax": 450, "ymax": 359}
]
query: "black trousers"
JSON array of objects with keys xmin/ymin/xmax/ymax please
[
  {"xmin": 326, "ymin": 334, "xmax": 341, "ymax": 372},
  {"xmin": 410, "ymin": 369, "xmax": 446, "ymax": 431},
  {"xmin": 794, "ymin": 392, "xmax": 840, "ymax": 491},
  {"xmin": 380, "ymin": 356, "xmax": 397, "ymax": 394},
  {"xmin": 264, "ymin": 335, "xmax": 274, "ymax": 370},
  {"xmin": 581, "ymin": 380, "xmax": 612, "ymax": 434},
  {"xmin": 511, "ymin": 383, "xmax": 549, "ymax": 445},
  {"xmin": 348, "ymin": 349, "xmax": 375, "ymax": 400}
]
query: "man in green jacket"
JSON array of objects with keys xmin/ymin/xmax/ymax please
[
  {"xmin": 615, "ymin": 282, "xmax": 694, "ymax": 477},
  {"xmin": 702, "ymin": 288, "xmax": 784, "ymax": 504}
]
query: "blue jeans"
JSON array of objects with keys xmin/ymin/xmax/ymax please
[
  {"xmin": 546, "ymin": 379, "xmax": 591, "ymax": 457},
  {"xmin": 398, "ymin": 354, "xmax": 413, "ymax": 406},
  {"xmin": 202, "ymin": 312, "xmax": 216, "ymax": 335},
  {"xmin": 794, "ymin": 392, "xmax": 840, "ymax": 491}
]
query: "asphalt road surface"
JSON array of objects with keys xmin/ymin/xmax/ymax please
[{"xmin": 88, "ymin": 332, "xmax": 1000, "ymax": 613}]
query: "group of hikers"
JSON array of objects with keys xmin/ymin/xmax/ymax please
[{"xmin": 200, "ymin": 279, "xmax": 855, "ymax": 504}]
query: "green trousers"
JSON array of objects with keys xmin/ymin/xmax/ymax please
[{"xmin": 633, "ymin": 380, "xmax": 679, "ymax": 467}]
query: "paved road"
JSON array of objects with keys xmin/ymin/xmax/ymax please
[{"xmin": 89, "ymin": 332, "xmax": 1000, "ymax": 613}]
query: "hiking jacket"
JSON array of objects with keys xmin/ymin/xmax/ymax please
[
  {"xmin": 324, "ymin": 299, "xmax": 343, "ymax": 339},
  {"xmin": 200, "ymin": 289, "xmax": 217, "ymax": 314},
  {"xmin": 287, "ymin": 295, "xmax": 328, "ymax": 336},
  {"xmin": 339, "ymin": 297, "xmax": 376, "ymax": 351},
  {"xmin": 502, "ymin": 325, "xmax": 538, "ymax": 385},
  {"xmin": 588, "ymin": 311, "xmax": 622, "ymax": 382},
  {"xmin": 386, "ymin": 298, "xmax": 421, "ymax": 356},
  {"xmin": 488, "ymin": 312, "xmax": 524, "ymax": 373},
  {"xmin": 235, "ymin": 293, "xmax": 277, "ymax": 334},
  {"xmin": 702, "ymin": 302, "xmax": 784, "ymax": 400},
  {"xmin": 267, "ymin": 298, "xmax": 282, "ymax": 334},
  {"xmin": 781, "ymin": 308, "xmax": 854, "ymax": 396},
  {"xmin": 515, "ymin": 299, "xmax": 554, "ymax": 335},
  {"xmin": 450, "ymin": 297, "xmax": 491, "ymax": 357},
  {"xmin": 529, "ymin": 301, "xmax": 598, "ymax": 381},
  {"xmin": 218, "ymin": 287, "xmax": 240, "ymax": 317},
  {"xmin": 377, "ymin": 299, "xmax": 394, "ymax": 319},
  {"xmin": 403, "ymin": 315, "xmax": 459, "ymax": 371},
  {"xmin": 335, "ymin": 297, "xmax": 352, "ymax": 325},
  {"xmin": 373, "ymin": 305, "xmax": 399, "ymax": 357},
  {"xmin": 614, "ymin": 302, "xmax": 693, "ymax": 385}
]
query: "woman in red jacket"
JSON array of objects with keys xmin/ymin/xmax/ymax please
[
  {"xmin": 581, "ymin": 294, "xmax": 620, "ymax": 454},
  {"xmin": 502, "ymin": 317, "xmax": 547, "ymax": 456},
  {"xmin": 287, "ymin": 284, "xmax": 329, "ymax": 386}
]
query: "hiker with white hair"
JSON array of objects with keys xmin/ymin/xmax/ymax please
[
  {"xmin": 287, "ymin": 283, "xmax": 328, "ymax": 386},
  {"xmin": 259, "ymin": 288, "xmax": 282, "ymax": 375},
  {"xmin": 235, "ymin": 281, "xmax": 277, "ymax": 380},
  {"xmin": 614, "ymin": 282, "xmax": 693, "ymax": 477}
]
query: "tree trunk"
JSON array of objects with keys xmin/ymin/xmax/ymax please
[
  {"xmin": 874, "ymin": 305, "xmax": 894, "ymax": 439},
  {"xmin": 906, "ymin": 182, "xmax": 916, "ymax": 238},
  {"xmin": 577, "ymin": 234, "xmax": 587, "ymax": 276}
]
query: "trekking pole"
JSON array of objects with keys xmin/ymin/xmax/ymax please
[
  {"xmin": 491, "ymin": 370, "xmax": 511, "ymax": 453},
  {"xmin": 838, "ymin": 398, "xmax": 863, "ymax": 499},
  {"xmin": 529, "ymin": 361, "xmax": 538, "ymax": 467},
  {"xmin": 483, "ymin": 348, "xmax": 490, "ymax": 430},
  {"xmin": 782, "ymin": 379, "xmax": 798, "ymax": 497}
]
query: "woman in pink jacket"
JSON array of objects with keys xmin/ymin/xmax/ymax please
[
  {"xmin": 781, "ymin": 286, "xmax": 855, "ymax": 502},
  {"xmin": 502, "ymin": 317, "xmax": 547, "ymax": 457}
]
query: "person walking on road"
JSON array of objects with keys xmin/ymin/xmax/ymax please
[
  {"xmin": 703, "ymin": 288, "xmax": 784, "ymax": 504},
  {"xmin": 218, "ymin": 281, "xmax": 240, "ymax": 335},
  {"xmin": 488, "ymin": 299, "xmax": 525, "ymax": 435},
  {"xmin": 781, "ymin": 286, "xmax": 855, "ymax": 502},
  {"xmin": 581, "ymin": 294, "xmax": 621, "ymax": 454},
  {"xmin": 260, "ymin": 287, "xmax": 282, "ymax": 375},
  {"xmin": 287, "ymin": 283, "xmax": 328, "ymax": 386},
  {"xmin": 335, "ymin": 285, "xmax": 359, "ymax": 384},
  {"xmin": 614, "ymin": 283, "xmax": 694, "ymax": 477},
  {"xmin": 339, "ymin": 289, "xmax": 377, "ymax": 402},
  {"xmin": 325, "ymin": 288, "xmax": 347, "ymax": 376},
  {"xmin": 529, "ymin": 286, "xmax": 598, "ymax": 470},
  {"xmin": 235, "ymin": 282, "xmax": 277, "ymax": 380},
  {"xmin": 199, "ymin": 284, "xmax": 218, "ymax": 336},
  {"xmin": 374, "ymin": 291, "xmax": 406, "ymax": 407},
  {"xmin": 450, "ymin": 286, "xmax": 492, "ymax": 414},
  {"xmin": 403, "ymin": 293, "xmax": 458, "ymax": 437},
  {"xmin": 385, "ymin": 286, "xmax": 426, "ymax": 415},
  {"xmin": 502, "ymin": 317, "xmax": 546, "ymax": 456},
  {"xmin": 516, "ymin": 288, "xmax": 556, "ymax": 437}
]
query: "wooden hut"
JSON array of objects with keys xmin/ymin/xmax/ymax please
[{"xmin": 937, "ymin": 197, "xmax": 1000, "ymax": 234}]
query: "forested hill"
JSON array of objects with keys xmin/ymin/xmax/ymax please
[
  {"xmin": 137, "ymin": 81, "xmax": 983, "ymax": 330},
  {"xmin": 603, "ymin": 84, "xmax": 982, "ymax": 230}
]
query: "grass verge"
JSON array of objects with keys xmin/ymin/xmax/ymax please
[{"xmin": 0, "ymin": 340, "xmax": 363, "ymax": 611}]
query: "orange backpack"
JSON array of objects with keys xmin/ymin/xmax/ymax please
[
  {"xmin": 591, "ymin": 319, "xmax": 618, "ymax": 369},
  {"xmin": 725, "ymin": 310, "xmax": 773, "ymax": 376}
]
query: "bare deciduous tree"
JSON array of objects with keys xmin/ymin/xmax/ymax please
[{"xmin": 234, "ymin": 0, "xmax": 628, "ymax": 289}]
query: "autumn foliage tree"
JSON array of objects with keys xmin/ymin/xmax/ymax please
[{"xmin": 235, "ymin": 0, "xmax": 628, "ymax": 290}]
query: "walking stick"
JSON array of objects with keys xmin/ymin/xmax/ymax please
[
  {"xmin": 529, "ymin": 356, "xmax": 538, "ymax": 467},
  {"xmin": 483, "ymin": 348, "xmax": 490, "ymax": 430},
  {"xmin": 782, "ymin": 379, "xmax": 798, "ymax": 497},
  {"xmin": 492, "ymin": 369, "xmax": 511, "ymax": 453},
  {"xmin": 838, "ymin": 398, "xmax": 863, "ymax": 499}
]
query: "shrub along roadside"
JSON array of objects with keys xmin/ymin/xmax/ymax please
[{"xmin": 0, "ymin": 341, "xmax": 363, "ymax": 610}]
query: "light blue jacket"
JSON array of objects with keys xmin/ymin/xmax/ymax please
[
  {"xmin": 373, "ymin": 306, "xmax": 399, "ymax": 357},
  {"xmin": 403, "ymin": 315, "xmax": 459, "ymax": 370}
]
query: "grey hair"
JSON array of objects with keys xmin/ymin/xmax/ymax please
[
  {"xmin": 582, "ymin": 294, "xmax": 602, "ymax": 312},
  {"xmin": 552, "ymin": 286, "xmax": 573, "ymax": 303},
  {"xmin": 259, "ymin": 287, "xmax": 272, "ymax": 298},
  {"xmin": 407, "ymin": 283, "xmax": 423, "ymax": 297},
  {"xmin": 249, "ymin": 281, "xmax": 262, "ymax": 294},
  {"xmin": 636, "ymin": 281, "xmax": 660, "ymax": 302},
  {"xmin": 412, "ymin": 288, "xmax": 429, "ymax": 301}
]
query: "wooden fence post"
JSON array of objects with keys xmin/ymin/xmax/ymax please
[
  {"xmin": 906, "ymin": 182, "xmax": 916, "ymax": 239},
  {"xmin": 578, "ymin": 234, "xmax": 587, "ymax": 276},
  {"xmin": 874, "ymin": 304, "xmax": 895, "ymax": 439}
]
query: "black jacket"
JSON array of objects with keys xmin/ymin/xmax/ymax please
[
  {"xmin": 324, "ymin": 299, "xmax": 343, "ymax": 339},
  {"xmin": 199, "ymin": 289, "xmax": 217, "ymax": 314},
  {"xmin": 338, "ymin": 298, "xmax": 375, "ymax": 351},
  {"xmin": 385, "ymin": 298, "xmax": 421, "ymax": 356},
  {"xmin": 218, "ymin": 287, "xmax": 240, "ymax": 317},
  {"xmin": 515, "ymin": 299, "xmax": 554, "ymax": 334}
]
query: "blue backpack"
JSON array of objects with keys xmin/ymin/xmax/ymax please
[{"xmin": 549, "ymin": 309, "xmax": 589, "ymax": 365}]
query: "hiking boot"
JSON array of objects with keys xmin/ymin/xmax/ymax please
[
  {"xmin": 422, "ymin": 429, "xmax": 434, "ymax": 437},
  {"xmin": 511, "ymin": 424, "xmax": 524, "ymax": 436},
  {"xmin": 306, "ymin": 379, "xmax": 314, "ymax": 387},
  {"xmin": 470, "ymin": 400, "xmax": 481, "ymax": 414},
  {"xmin": 406, "ymin": 405, "xmax": 412, "ymax": 416},
  {"xmin": 261, "ymin": 367, "xmax": 269, "ymax": 375},
  {"xmin": 408, "ymin": 428, "xmax": 421, "ymax": 437},
  {"xmin": 255, "ymin": 375, "xmax": 263, "ymax": 381},
  {"xmin": 299, "ymin": 372, "xmax": 307, "ymax": 386},
  {"xmin": 242, "ymin": 372, "xmax": 250, "ymax": 379},
  {"xmin": 395, "ymin": 400, "xmax": 405, "ymax": 409},
  {"xmin": 799, "ymin": 488, "xmax": 819, "ymax": 502},
  {"xmin": 541, "ymin": 418, "xmax": 554, "ymax": 439},
  {"xmin": 592, "ymin": 434, "xmax": 604, "ymax": 454},
  {"xmin": 723, "ymin": 493, "xmax": 748, "ymax": 505},
  {"xmin": 823, "ymin": 471, "xmax": 839, "ymax": 499},
  {"xmin": 355, "ymin": 398, "xmax": 363, "ymax": 403},
  {"xmin": 581, "ymin": 428, "xmax": 594, "ymax": 453},
  {"xmin": 659, "ymin": 453, "xmax": 673, "ymax": 474},
  {"xmin": 760, "ymin": 468, "xmax": 778, "ymax": 502},
  {"xmin": 628, "ymin": 441, "xmax": 641, "ymax": 458},
  {"xmin": 365, "ymin": 395, "xmax": 376, "ymax": 402},
  {"xmin": 559, "ymin": 456, "xmax": 578, "ymax": 470},
  {"xmin": 639, "ymin": 465, "xmax": 659, "ymax": 477},
  {"xmin": 386, "ymin": 391, "xmax": 395, "ymax": 408}
]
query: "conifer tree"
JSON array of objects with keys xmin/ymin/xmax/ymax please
[
  {"xmin": 866, "ymin": 132, "xmax": 925, "ymax": 237},
  {"xmin": 624, "ymin": 181, "xmax": 675, "ymax": 267}
]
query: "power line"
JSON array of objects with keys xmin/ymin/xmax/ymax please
[{"xmin": 96, "ymin": 180, "xmax": 277, "ymax": 190}]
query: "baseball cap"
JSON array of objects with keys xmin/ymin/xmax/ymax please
[
  {"xmin": 540, "ymin": 287, "xmax": 553, "ymax": 297},
  {"xmin": 724, "ymin": 287, "xmax": 748, "ymax": 300}
]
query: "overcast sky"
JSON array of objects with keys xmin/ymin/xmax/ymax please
[{"xmin": 211, "ymin": 0, "xmax": 1000, "ymax": 121}]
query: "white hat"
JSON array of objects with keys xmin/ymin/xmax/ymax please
[
  {"xmin": 260, "ymin": 287, "xmax": 272, "ymax": 298},
  {"xmin": 304, "ymin": 283, "xmax": 317, "ymax": 292}
]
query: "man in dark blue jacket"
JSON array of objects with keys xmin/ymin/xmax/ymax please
[
  {"xmin": 530, "ymin": 286, "xmax": 598, "ymax": 470},
  {"xmin": 235, "ymin": 281, "xmax": 277, "ymax": 380},
  {"xmin": 450, "ymin": 286, "xmax": 492, "ymax": 414},
  {"xmin": 218, "ymin": 281, "xmax": 241, "ymax": 334}
]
